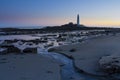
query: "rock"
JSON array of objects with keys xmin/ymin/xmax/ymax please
[
  {"xmin": 48, "ymin": 48, "xmax": 56, "ymax": 52},
  {"xmin": 48, "ymin": 47, "xmax": 62, "ymax": 52},
  {"xmin": 99, "ymin": 56, "xmax": 120, "ymax": 74},
  {"xmin": 0, "ymin": 45, "xmax": 21, "ymax": 54},
  {"xmin": 23, "ymin": 47, "xmax": 37, "ymax": 54},
  {"xmin": 69, "ymin": 48, "xmax": 76, "ymax": 52},
  {"xmin": 0, "ymin": 48, "xmax": 7, "ymax": 55}
]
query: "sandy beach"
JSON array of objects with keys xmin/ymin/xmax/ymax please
[
  {"xmin": 0, "ymin": 54, "xmax": 61, "ymax": 80},
  {"xmin": 1, "ymin": 32, "xmax": 120, "ymax": 80},
  {"xmin": 50, "ymin": 34, "xmax": 120, "ymax": 78}
]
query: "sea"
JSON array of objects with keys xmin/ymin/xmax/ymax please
[{"xmin": 0, "ymin": 26, "xmax": 44, "ymax": 29}]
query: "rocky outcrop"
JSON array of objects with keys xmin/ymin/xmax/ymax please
[
  {"xmin": 99, "ymin": 56, "xmax": 120, "ymax": 74},
  {"xmin": 0, "ymin": 45, "xmax": 21, "ymax": 54},
  {"xmin": 23, "ymin": 47, "xmax": 37, "ymax": 54}
]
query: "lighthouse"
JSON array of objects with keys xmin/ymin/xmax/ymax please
[{"xmin": 77, "ymin": 14, "xmax": 80, "ymax": 26}]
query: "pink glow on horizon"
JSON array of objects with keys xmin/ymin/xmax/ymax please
[{"xmin": 0, "ymin": 15, "xmax": 120, "ymax": 27}]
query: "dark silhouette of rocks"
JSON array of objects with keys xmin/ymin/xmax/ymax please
[
  {"xmin": 23, "ymin": 47, "xmax": 37, "ymax": 54},
  {"xmin": 0, "ymin": 23, "xmax": 120, "ymax": 35},
  {"xmin": 0, "ymin": 45, "xmax": 21, "ymax": 54}
]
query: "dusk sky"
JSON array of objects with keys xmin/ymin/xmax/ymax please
[{"xmin": 0, "ymin": 0, "xmax": 120, "ymax": 27}]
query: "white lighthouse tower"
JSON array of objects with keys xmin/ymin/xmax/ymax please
[{"xmin": 77, "ymin": 14, "xmax": 80, "ymax": 26}]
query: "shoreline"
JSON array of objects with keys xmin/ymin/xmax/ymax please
[
  {"xmin": 0, "ymin": 30, "xmax": 120, "ymax": 80},
  {"xmin": 49, "ymin": 33, "xmax": 120, "ymax": 79}
]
